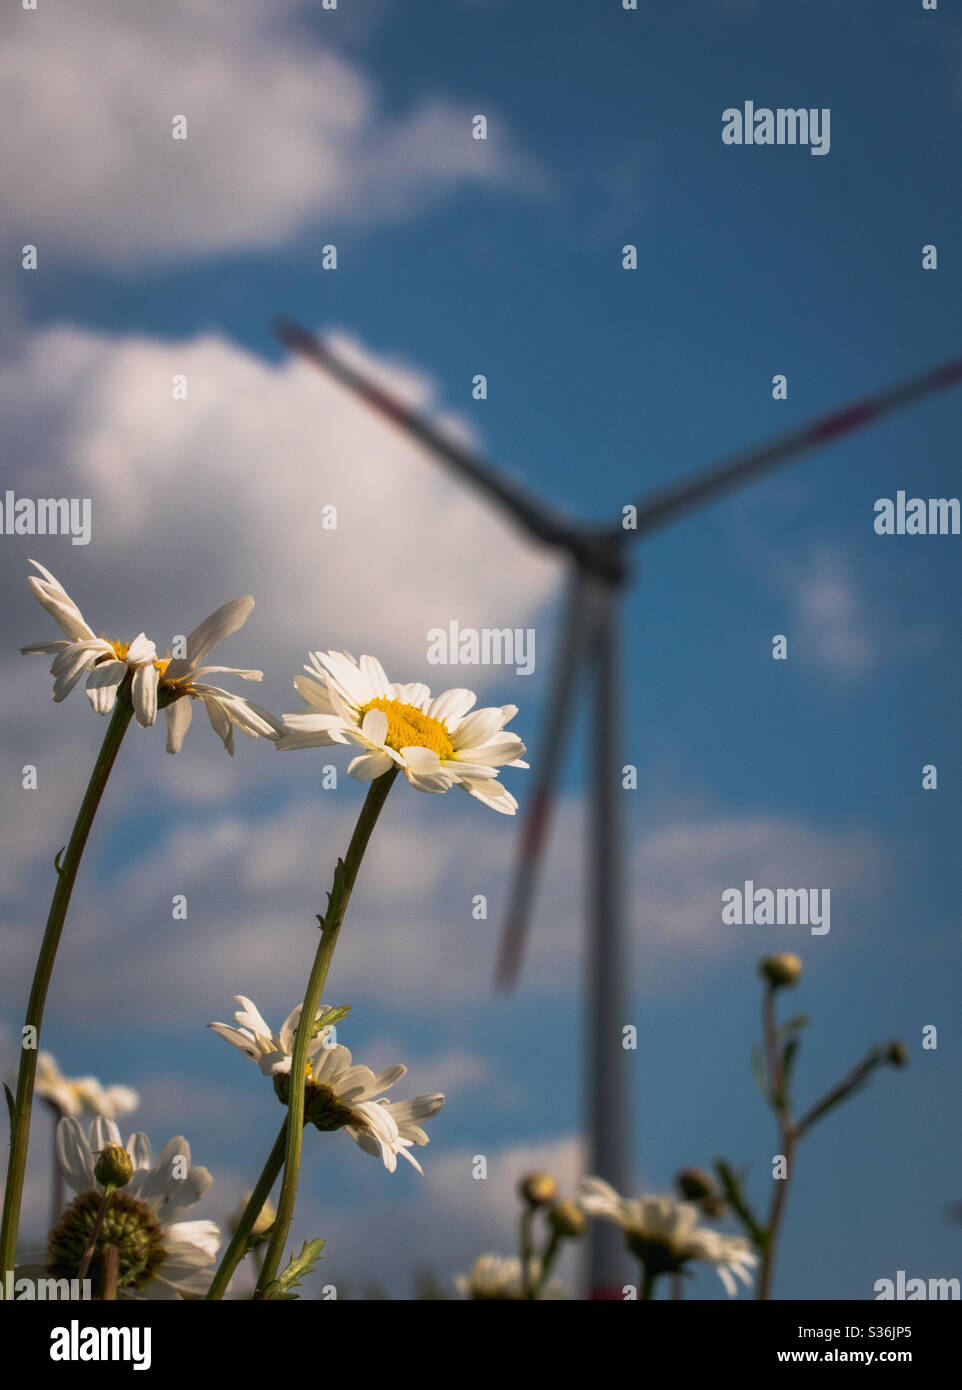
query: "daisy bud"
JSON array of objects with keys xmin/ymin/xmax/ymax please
[
  {"xmin": 233, "ymin": 1192, "xmax": 276, "ymax": 1240},
  {"xmin": 675, "ymin": 1167, "xmax": 715, "ymax": 1202},
  {"xmin": 94, "ymin": 1143, "xmax": 133, "ymax": 1189},
  {"xmin": 519, "ymin": 1172, "xmax": 558, "ymax": 1208},
  {"xmin": 700, "ymin": 1192, "xmax": 728, "ymax": 1219},
  {"xmin": 886, "ymin": 1040, "xmax": 909, "ymax": 1068},
  {"xmin": 548, "ymin": 1200, "xmax": 587, "ymax": 1239},
  {"xmin": 759, "ymin": 953, "xmax": 803, "ymax": 989}
]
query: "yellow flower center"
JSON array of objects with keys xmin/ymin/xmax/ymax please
[
  {"xmin": 108, "ymin": 639, "xmax": 169, "ymax": 675},
  {"xmin": 360, "ymin": 697, "xmax": 454, "ymax": 759}
]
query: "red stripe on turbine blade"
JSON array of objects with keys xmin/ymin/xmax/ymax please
[
  {"xmin": 494, "ymin": 920, "xmax": 524, "ymax": 990},
  {"xmin": 360, "ymin": 381, "xmax": 416, "ymax": 425},
  {"xmin": 494, "ymin": 791, "xmax": 555, "ymax": 989},
  {"xmin": 933, "ymin": 358, "xmax": 962, "ymax": 387},
  {"xmin": 520, "ymin": 789, "xmax": 552, "ymax": 860},
  {"xmin": 809, "ymin": 400, "xmax": 879, "ymax": 442},
  {"xmin": 810, "ymin": 357, "xmax": 962, "ymax": 445}
]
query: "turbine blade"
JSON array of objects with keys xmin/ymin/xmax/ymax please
[
  {"xmin": 494, "ymin": 571, "xmax": 599, "ymax": 990},
  {"xmin": 622, "ymin": 355, "xmax": 962, "ymax": 539},
  {"xmin": 275, "ymin": 318, "xmax": 578, "ymax": 551}
]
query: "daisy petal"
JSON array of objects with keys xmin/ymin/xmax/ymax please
[
  {"xmin": 165, "ymin": 696, "xmax": 192, "ymax": 754},
  {"xmin": 84, "ymin": 660, "xmax": 127, "ymax": 714},
  {"xmin": 347, "ymin": 750, "xmax": 396, "ymax": 780},
  {"xmin": 132, "ymin": 662, "xmax": 159, "ymax": 727},
  {"xmin": 163, "ymin": 597, "xmax": 254, "ymax": 681}
]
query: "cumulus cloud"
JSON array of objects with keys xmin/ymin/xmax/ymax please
[
  {"xmin": 2, "ymin": 778, "xmax": 889, "ymax": 1028},
  {"xmin": 0, "ymin": 0, "xmax": 545, "ymax": 267},
  {"xmin": 302, "ymin": 1133, "xmax": 586, "ymax": 1297},
  {"xmin": 0, "ymin": 320, "xmax": 559, "ymax": 862},
  {"xmin": 0, "ymin": 320, "xmax": 562, "ymax": 1034},
  {"xmin": 0, "ymin": 322, "xmax": 558, "ymax": 663},
  {"xmin": 779, "ymin": 545, "xmax": 939, "ymax": 679}
]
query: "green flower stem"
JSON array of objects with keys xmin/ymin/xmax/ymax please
[
  {"xmin": 102, "ymin": 1245, "xmax": 119, "ymax": 1301},
  {"xmin": 762, "ymin": 984, "xmax": 786, "ymax": 1111},
  {"xmin": 0, "ymin": 696, "xmax": 133, "ymax": 1280},
  {"xmin": 796, "ymin": 1048, "xmax": 886, "ymax": 1137},
  {"xmin": 757, "ymin": 982, "xmax": 795, "ymax": 1300},
  {"xmin": 758, "ymin": 1044, "xmax": 886, "ymax": 1298},
  {"xmin": 757, "ymin": 1130, "xmax": 796, "ymax": 1300},
  {"xmin": 532, "ymin": 1229, "xmax": 561, "ymax": 1298},
  {"xmin": 77, "ymin": 1184, "xmax": 115, "ymax": 1287},
  {"xmin": 519, "ymin": 1207, "xmax": 536, "ymax": 1298},
  {"xmin": 206, "ymin": 1119, "xmax": 288, "ymax": 1300},
  {"xmin": 254, "ymin": 769, "xmax": 399, "ymax": 1296},
  {"xmin": 640, "ymin": 1264, "xmax": 656, "ymax": 1300}
]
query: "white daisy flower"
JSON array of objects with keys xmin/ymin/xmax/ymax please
[
  {"xmin": 276, "ymin": 650, "xmax": 527, "ymax": 813},
  {"xmin": 209, "ymin": 995, "xmax": 444, "ymax": 1174},
  {"xmin": 33, "ymin": 1052, "xmax": 139, "ymax": 1121},
  {"xmin": 207, "ymin": 995, "xmax": 333, "ymax": 1077},
  {"xmin": 580, "ymin": 1177, "xmax": 757, "ymax": 1297},
  {"xmin": 47, "ymin": 1116, "xmax": 220, "ymax": 1300},
  {"xmin": 21, "ymin": 560, "xmax": 161, "ymax": 726},
  {"xmin": 21, "ymin": 561, "xmax": 280, "ymax": 754},
  {"xmin": 454, "ymin": 1253, "xmax": 567, "ymax": 1300},
  {"xmin": 158, "ymin": 595, "xmax": 282, "ymax": 756}
]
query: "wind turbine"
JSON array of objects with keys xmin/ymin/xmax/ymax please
[{"xmin": 275, "ymin": 318, "xmax": 962, "ymax": 1295}]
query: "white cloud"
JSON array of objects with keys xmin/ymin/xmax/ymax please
[
  {"xmin": 788, "ymin": 547, "xmax": 877, "ymax": 677},
  {"xmin": 2, "ymin": 781, "xmax": 889, "ymax": 1028},
  {"xmin": 0, "ymin": 322, "xmax": 558, "ymax": 670},
  {"xmin": 0, "ymin": 0, "xmax": 545, "ymax": 266},
  {"xmin": 0, "ymin": 321, "xmax": 558, "ymax": 893},
  {"xmin": 0, "ymin": 319, "xmax": 561, "ymax": 1039},
  {"xmin": 357, "ymin": 1038, "xmax": 494, "ymax": 1101},
  {"xmin": 780, "ymin": 545, "xmax": 938, "ymax": 679},
  {"xmin": 302, "ymin": 1132, "xmax": 586, "ymax": 1297}
]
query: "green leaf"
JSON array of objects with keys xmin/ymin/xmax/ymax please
[
  {"xmin": 54, "ymin": 846, "xmax": 67, "ymax": 876},
  {"xmin": 713, "ymin": 1159, "xmax": 766, "ymax": 1248},
  {"xmin": 750, "ymin": 1042, "xmax": 770, "ymax": 1101},
  {"xmin": 260, "ymin": 1238, "xmax": 325, "ymax": 1300},
  {"xmin": 3, "ymin": 1083, "xmax": 14, "ymax": 1136},
  {"xmin": 776, "ymin": 1013, "xmax": 809, "ymax": 1042},
  {"xmin": 317, "ymin": 858, "xmax": 348, "ymax": 932},
  {"xmin": 311, "ymin": 1005, "xmax": 351, "ymax": 1039},
  {"xmin": 782, "ymin": 1036, "xmax": 802, "ymax": 1083}
]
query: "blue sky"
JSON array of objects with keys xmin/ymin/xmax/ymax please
[{"xmin": 1, "ymin": 0, "xmax": 960, "ymax": 1298}]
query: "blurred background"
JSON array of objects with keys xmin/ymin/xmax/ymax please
[{"xmin": 1, "ymin": 0, "xmax": 959, "ymax": 1298}]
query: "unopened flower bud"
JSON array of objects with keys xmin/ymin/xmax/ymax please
[
  {"xmin": 548, "ymin": 1200, "xmax": 586, "ymax": 1239},
  {"xmin": 519, "ymin": 1172, "xmax": 558, "ymax": 1207},
  {"xmin": 94, "ymin": 1143, "xmax": 133, "ymax": 1189},
  {"xmin": 759, "ymin": 953, "xmax": 803, "ymax": 989},
  {"xmin": 700, "ymin": 1193, "xmax": 727, "ymax": 1219},
  {"xmin": 233, "ymin": 1192, "xmax": 276, "ymax": 1239},
  {"xmin": 675, "ymin": 1167, "xmax": 715, "ymax": 1202},
  {"xmin": 887, "ymin": 1040, "xmax": 908, "ymax": 1068}
]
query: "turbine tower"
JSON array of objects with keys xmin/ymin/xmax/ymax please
[{"xmin": 275, "ymin": 319, "xmax": 962, "ymax": 1295}]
